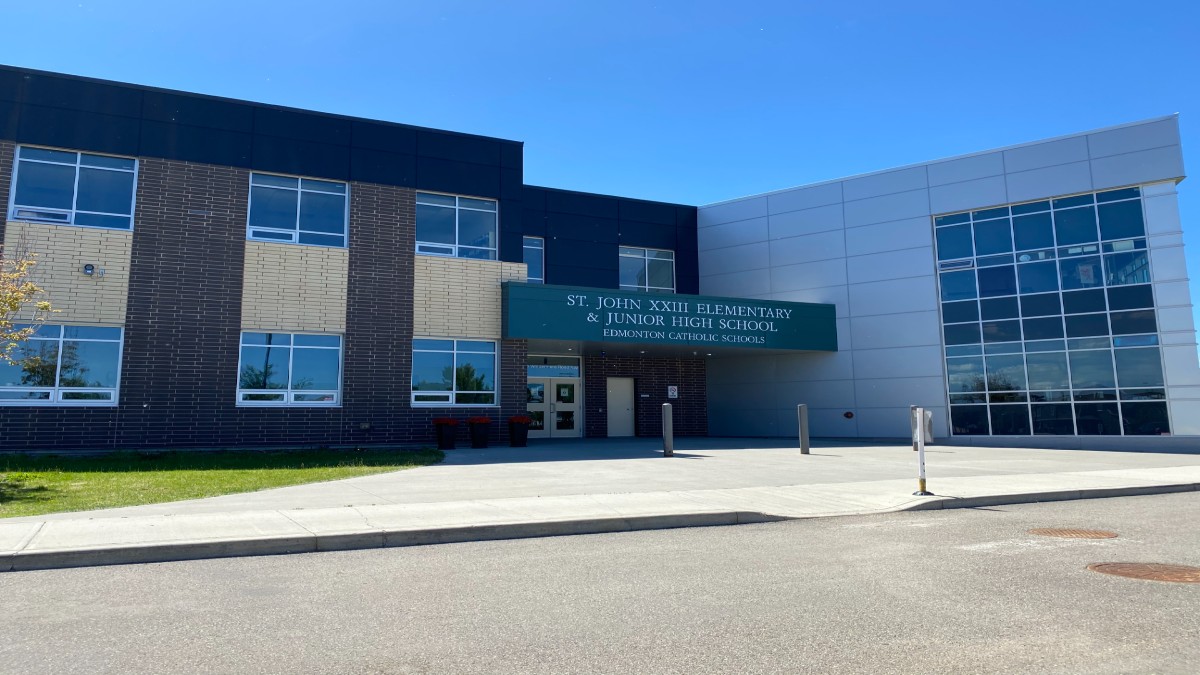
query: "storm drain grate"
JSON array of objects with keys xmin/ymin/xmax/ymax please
[
  {"xmin": 1029, "ymin": 528, "xmax": 1118, "ymax": 539},
  {"xmin": 1088, "ymin": 563, "xmax": 1200, "ymax": 583}
]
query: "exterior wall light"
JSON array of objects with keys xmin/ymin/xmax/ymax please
[{"xmin": 82, "ymin": 264, "xmax": 95, "ymax": 276}]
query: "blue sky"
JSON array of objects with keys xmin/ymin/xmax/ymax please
[{"xmin": 2, "ymin": 0, "xmax": 1198, "ymax": 328}]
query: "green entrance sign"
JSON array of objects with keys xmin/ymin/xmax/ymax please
[{"xmin": 503, "ymin": 283, "xmax": 837, "ymax": 351}]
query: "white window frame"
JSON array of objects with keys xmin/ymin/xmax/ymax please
[
  {"xmin": 246, "ymin": 172, "xmax": 349, "ymax": 248},
  {"xmin": 411, "ymin": 338, "xmax": 499, "ymax": 406},
  {"xmin": 0, "ymin": 324, "xmax": 124, "ymax": 406},
  {"xmin": 415, "ymin": 191, "xmax": 499, "ymax": 260},
  {"xmin": 619, "ymin": 246, "xmax": 676, "ymax": 292},
  {"xmin": 236, "ymin": 332, "xmax": 343, "ymax": 406},
  {"xmin": 523, "ymin": 236, "xmax": 545, "ymax": 283},
  {"xmin": 8, "ymin": 145, "xmax": 138, "ymax": 230}
]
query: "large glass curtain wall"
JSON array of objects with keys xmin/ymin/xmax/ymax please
[{"xmin": 934, "ymin": 187, "xmax": 1169, "ymax": 436}]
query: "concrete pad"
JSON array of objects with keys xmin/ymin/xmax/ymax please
[
  {"xmin": 0, "ymin": 522, "xmax": 42, "ymax": 554},
  {"xmin": 3, "ymin": 438, "xmax": 1199, "ymax": 572},
  {"xmin": 22, "ymin": 511, "xmax": 312, "ymax": 552}
]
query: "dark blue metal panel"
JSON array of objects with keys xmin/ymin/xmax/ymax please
[
  {"xmin": 254, "ymin": 106, "xmax": 352, "ymax": 145},
  {"xmin": 416, "ymin": 156, "xmax": 501, "ymax": 198},
  {"xmin": 140, "ymin": 120, "xmax": 253, "ymax": 167},
  {"xmin": 350, "ymin": 148, "xmax": 416, "ymax": 186},
  {"xmin": 351, "ymin": 120, "xmax": 416, "ymax": 153},
  {"xmin": 16, "ymin": 104, "xmax": 140, "ymax": 155},
  {"xmin": 252, "ymin": 134, "xmax": 350, "ymax": 180},
  {"xmin": 21, "ymin": 73, "xmax": 142, "ymax": 118},
  {"xmin": 142, "ymin": 91, "xmax": 253, "ymax": 132}
]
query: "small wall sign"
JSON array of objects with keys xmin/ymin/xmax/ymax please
[{"xmin": 667, "ymin": 386, "xmax": 679, "ymax": 399}]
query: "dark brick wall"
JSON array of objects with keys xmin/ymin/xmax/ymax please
[
  {"xmin": 0, "ymin": 153, "xmax": 532, "ymax": 450},
  {"xmin": 0, "ymin": 140, "xmax": 11, "ymax": 241},
  {"xmin": 583, "ymin": 355, "xmax": 707, "ymax": 438},
  {"xmin": 0, "ymin": 139, "xmax": 128, "ymax": 448}
]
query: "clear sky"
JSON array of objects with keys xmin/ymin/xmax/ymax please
[{"xmin": 2, "ymin": 0, "xmax": 1199, "ymax": 330}]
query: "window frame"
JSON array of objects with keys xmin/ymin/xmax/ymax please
[
  {"xmin": 934, "ymin": 186, "xmax": 1170, "ymax": 437},
  {"xmin": 8, "ymin": 145, "xmax": 139, "ymax": 231},
  {"xmin": 619, "ymin": 246, "xmax": 676, "ymax": 293},
  {"xmin": 235, "ymin": 332, "xmax": 343, "ymax": 406},
  {"xmin": 415, "ymin": 191, "xmax": 499, "ymax": 260},
  {"xmin": 0, "ymin": 324, "xmax": 124, "ymax": 406},
  {"xmin": 411, "ymin": 338, "xmax": 499, "ymax": 406},
  {"xmin": 246, "ymin": 172, "xmax": 350, "ymax": 248},
  {"xmin": 523, "ymin": 236, "xmax": 545, "ymax": 283}
]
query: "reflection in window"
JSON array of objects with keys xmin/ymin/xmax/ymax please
[
  {"xmin": 523, "ymin": 236, "xmax": 545, "ymax": 283},
  {"xmin": 619, "ymin": 246, "xmax": 675, "ymax": 293},
  {"xmin": 10, "ymin": 146, "xmax": 137, "ymax": 229},
  {"xmin": 1053, "ymin": 206, "xmax": 1098, "ymax": 246},
  {"xmin": 247, "ymin": 173, "xmax": 348, "ymax": 247},
  {"xmin": 416, "ymin": 192, "xmax": 498, "ymax": 259},
  {"xmin": 934, "ymin": 187, "xmax": 1166, "ymax": 436},
  {"xmin": 1114, "ymin": 348, "xmax": 1164, "ymax": 388},
  {"xmin": 411, "ymin": 338, "xmax": 497, "ymax": 405},
  {"xmin": 237, "ymin": 332, "xmax": 342, "ymax": 405},
  {"xmin": 936, "ymin": 225, "xmax": 972, "ymax": 260},
  {"xmin": 0, "ymin": 324, "xmax": 123, "ymax": 404},
  {"xmin": 1068, "ymin": 350, "xmax": 1116, "ymax": 390}
]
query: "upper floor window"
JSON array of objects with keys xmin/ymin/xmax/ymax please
[
  {"xmin": 0, "ymin": 324, "xmax": 123, "ymax": 405},
  {"xmin": 416, "ymin": 192, "xmax": 497, "ymax": 259},
  {"xmin": 247, "ymin": 173, "xmax": 348, "ymax": 248},
  {"xmin": 9, "ymin": 146, "xmax": 136, "ymax": 230},
  {"xmin": 523, "ymin": 236, "xmax": 544, "ymax": 283},
  {"xmin": 237, "ymin": 332, "xmax": 342, "ymax": 406},
  {"xmin": 619, "ymin": 246, "xmax": 675, "ymax": 293}
]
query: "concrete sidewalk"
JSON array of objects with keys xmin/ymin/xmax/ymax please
[{"xmin": 3, "ymin": 438, "xmax": 1199, "ymax": 572}]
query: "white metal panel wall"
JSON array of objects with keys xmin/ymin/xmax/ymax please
[{"xmin": 700, "ymin": 116, "xmax": 1195, "ymax": 439}]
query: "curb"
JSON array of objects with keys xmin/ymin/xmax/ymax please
[
  {"xmin": 901, "ymin": 482, "xmax": 1199, "ymax": 511},
  {"xmin": 3, "ymin": 483, "xmax": 1196, "ymax": 573},
  {"xmin": 1, "ymin": 511, "xmax": 785, "ymax": 573}
]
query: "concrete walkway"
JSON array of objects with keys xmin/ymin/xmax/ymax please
[{"xmin": 3, "ymin": 438, "xmax": 1199, "ymax": 572}]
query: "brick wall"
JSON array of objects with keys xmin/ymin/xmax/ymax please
[
  {"xmin": 2, "ymin": 221, "xmax": 132, "ymax": 324},
  {"xmin": 583, "ymin": 354, "xmax": 707, "ymax": 437},
  {"xmin": 0, "ymin": 141, "xmax": 13, "ymax": 246},
  {"xmin": 242, "ymin": 240, "xmax": 349, "ymax": 332},
  {"xmin": 413, "ymin": 256, "xmax": 527, "ymax": 338},
  {"xmin": 0, "ymin": 150, "xmax": 534, "ymax": 450}
]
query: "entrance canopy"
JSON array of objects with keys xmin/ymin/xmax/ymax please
[{"xmin": 502, "ymin": 282, "xmax": 837, "ymax": 356}]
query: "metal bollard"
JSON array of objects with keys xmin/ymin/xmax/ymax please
[
  {"xmin": 797, "ymin": 404, "xmax": 810, "ymax": 454},
  {"xmin": 912, "ymin": 405, "xmax": 933, "ymax": 496},
  {"xmin": 662, "ymin": 402, "xmax": 674, "ymax": 457}
]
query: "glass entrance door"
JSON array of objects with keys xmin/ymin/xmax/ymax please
[{"xmin": 527, "ymin": 377, "xmax": 581, "ymax": 439}]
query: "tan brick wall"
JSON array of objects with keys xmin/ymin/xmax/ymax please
[
  {"xmin": 414, "ymin": 256, "xmax": 527, "ymax": 338},
  {"xmin": 2, "ymin": 221, "xmax": 132, "ymax": 324},
  {"xmin": 241, "ymin": 241, "xmax": 349, "ymax": 332}
]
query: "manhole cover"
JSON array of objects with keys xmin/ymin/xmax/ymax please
[
  {"xmin": 1088, "ymin": 563, "xmax": 1200, "ymax": 583},
  {"xmin": 1029, "ymin": 528, "xmax": 1118, "ymax": 539}
]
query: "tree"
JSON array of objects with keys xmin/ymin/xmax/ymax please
[{"xmin": 1, "ymin": 250, "xmax": 53, "ymax": 366}]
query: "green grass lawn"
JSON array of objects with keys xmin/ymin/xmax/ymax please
[{"xmin": 0, "ymin": 448, "xmax": 443, "ymax": 519}]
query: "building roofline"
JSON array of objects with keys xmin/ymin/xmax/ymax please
[
  {"xmin": 0, "ymin": 62, "xmax": 524, "ymax": 147},
  {"xmin": 700, "ymin": 114, "xmax": 1180, "ymax": 208}
]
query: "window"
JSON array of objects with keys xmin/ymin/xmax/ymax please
[
  {"xmin": 416, "ymin": 192, "xmax": 498, "ymax": 259},
  {"xmin": 411, "ymin": 339, "xmax": 497, "ymax": 405},
  {"xmin": 935, "ymin": 187, "xmax": 1167, "ymax": 437},
  {"xmin": 247, "ymin": 173, "xmax": 348, "ymax": 247},
  {"xmin": 619, "ymin": 246, "xmax": 675, "ymax": 293},
  {"xmin": 0, "ymin": 325, "xmax": 123, "ymax": 404},
  {"xmin": 523, "ymin": 236, "xmax": 545, "ymax": 283},
  {"xmin": 237, "ymin": 332, "xmax": 342, "ymax": 405},
  {"xmin": 10, "ymin": 146, "xmax": 136, "ymax": 229}
]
